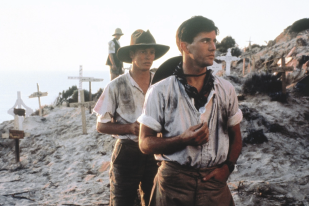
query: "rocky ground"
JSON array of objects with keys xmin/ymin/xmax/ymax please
[
  {"xmin": 0, "ymin": 107, "xmax": 115, "ymax": 205},
  {"xmin": 0, "ymin": 86, "xmax": 308, "ymax": 206}
]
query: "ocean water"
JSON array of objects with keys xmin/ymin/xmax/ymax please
[{"xmin": 0, "ymin": 70, "xmax": 111, "ymax": 124}]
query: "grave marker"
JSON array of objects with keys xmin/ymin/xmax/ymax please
[
  {"xmin": 81, "ymin": 77, "xmax": 103, "ymax": 113},
  {"xmin": 242, "ymin": 48, "xmax": 246, "ymax": 76},
  {"xmin": 216, "ymin": 48, "xmax": 241, "ymax": 75},
  {"xmin": 271, "ymin": 57, "xmax": 294, "ymax": 94},
  {"xmin": 70, "ymin": 90, "xmax": 95, "ymax": 134},
  {"xmin": 208, "ymin": 61, "xmax": 223, "ymax": 76},
  {"xmin": 68, "ymin": 66, "xmax": 103, "ymax": 113},
  {"xmin": 29, "ymin": 83, "xmax": 48, "ymax": 116},
  {"xmin": 68, "ymin": 65, "xmax": 83, "ymax": 102},
  {"xmin": 2, "ymin": 92, "xmax": 32, "ymax": 162}
]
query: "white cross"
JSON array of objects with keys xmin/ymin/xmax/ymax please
[
  {"xmin": 7, "ymin": 91, "xmax": 33, "ymax": 130},
  {"xmin": 29, "ymin": 83, "xmax": 48, "ymax": 116},
  {"xmin": 3, "ymin": 91, "xmax": 32, "ymax": 162},
  {"xmin": 80, "ymin": 77, "xmax": 103, "ymax": 113},
  {"xmin": 216, "ymin": 48, "xmax": 241, "ymax": 75},
  {"xmin": 68, "ymin": 65, "xmax": 84, "ymax": 102},
  {"xmin": 68, "ymin": 66, "xmax": 104, "ymax": 104},
  {"xmin": 70, "ymin": 90, "xmax": 95, "ymax": 134},
  {"xmin": 208, "ymin": 61, "xmax": 223, "ymax": 76}
]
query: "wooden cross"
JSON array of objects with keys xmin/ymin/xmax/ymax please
[
  {"xmin": 29, "ymin": 83, "xmax": 48, "ymax": 116},
  {"xmin": 271, "ymin": 57, "xmax": 294, "ymax": 94},
  {"xmin": 208, "ymin": 61, "xmax": 223, "ymax": 76},
  {"xmin": 242, "ymin": 48, "xmax": 246, "ymax": 76},
  {"xmin": 68, "ymin": 66, "xmax": 103, "ymax": 112},
  {"xmin": 241, "ymin": 39, "xmax": 254, "ymax": 74},
  {"xmin": 69, "ymin": 90, "xmax": 95, "ymax": 134},
  {"xmin": 2, "ymin": 92, "xmax": 32, "ymax": 162},
  {"xmin": 68, "ymin": 65, "xmax": 84, "ymax": 102},
  {"xmin": 216, "ymin": 48, "xmax": 241, "ymax": 75},
  {"xmin": 81, "ymin": 77, "xmax": 103, "ymax": 113}
]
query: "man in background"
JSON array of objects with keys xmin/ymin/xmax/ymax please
[{"xmin": 106, "ymin": 28, "xmax": 124, "ymax": 80}]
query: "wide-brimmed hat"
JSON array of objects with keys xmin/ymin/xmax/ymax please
[
  {"xmin": 112, "ymin": 28, "xmax": 124, "ymax": 36},
  {"xmin": 152, "ymin": 56, "xmax": 182, "ymax": 85},
  {"xmin": 117, "ymin": 30, "xmax": 170, "ymax": 63}
]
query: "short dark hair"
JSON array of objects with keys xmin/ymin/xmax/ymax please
[{"xmin": 176, "ymin": 16, "xmax": 219, "ymax": 47}]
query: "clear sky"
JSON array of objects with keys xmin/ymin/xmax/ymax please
[{"xmin": 1, "ymin": 0, "xmax": 308, "ymax": 72}]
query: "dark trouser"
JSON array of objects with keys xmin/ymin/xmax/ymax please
[
  {"xmin": 149, "ymin": 161, "xmax": 235, "ymax": 206},
  {"xmin": 110, "ymin": 139, "xmax": 158, "ymax": 206}
]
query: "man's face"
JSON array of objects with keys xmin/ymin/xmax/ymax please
[
  {"xmin": 115, "ymin": 34, "xmax": 122, "ymax": 40},
  {"xmin": 130, "ymin": 47, "xmax": 155, "ymax": 71},
  {"xmin": 186, "ymin": 30, "xmax": 217, "ymax": 67}
]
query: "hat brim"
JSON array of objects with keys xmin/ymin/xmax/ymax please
[
  {"xmin": 152, "ymin": 56, "xmax": 182, "ymax": 85},
  {"xmin": 117, "ymin": 44, "xmax": 170, "ymax": 63},
  {"xmin": 112, "ymin": 33, "xmax": 124, "ymax": 36}
]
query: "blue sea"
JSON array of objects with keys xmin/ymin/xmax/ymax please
[{"xmin": 0, "ymin": 70, "xmax": 112, "ymax": 124}]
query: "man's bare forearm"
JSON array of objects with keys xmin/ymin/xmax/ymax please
[
  {"xmin": 139, "ymin": 134, "xmax": 186, "ymax": 155},
  {"xmin": 139, "ymin": 123, "xmax": 208, "ymax": 155},
  {"xmin": 227, "ymin": 123, "xmax": 242, "ymax": 164},
  {"xmin": 96, "ymin": 122, "xmax": 133, "ymax": 135}
]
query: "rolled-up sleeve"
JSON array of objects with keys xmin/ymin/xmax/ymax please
[
  {"xmin": 93, "ymin": 84, "xmax": 116, "ymax": 123},
  {"xmin": 137, "ymin": 85, "xmax": 165, "ymax": 132},
  {"xmin": 227, "ymin": 85, "xmax": 243, "ymax": 127}
]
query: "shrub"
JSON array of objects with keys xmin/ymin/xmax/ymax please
[
  {"xmin": 62, "ymin": 85, "xmax": 78, "ymax": 100},
  {"xmin": 217, "ymin": 36, "xmax": 236, "ymax": 53},
  {"xmin": 71, "ymin": 89, "xmax": 91, "ymax": 102},
  {"xmin": 243, "ymin": 129, "xmax": 268, "ymax": 145},
  {"xmin": 291, "ymin": 18, "xmax": 309, "ymax": 33},
  {"xmin": 231, "ymin": 47, "xmax": 242, "ymax": 57},
  {"xmin": 242, "ymin": 72, "xmax": 282, "ymax": 95}
]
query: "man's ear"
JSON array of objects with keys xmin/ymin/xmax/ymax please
[{"xmin": 180, "ymin": 42, "xmax": 190, "ymax": 55}]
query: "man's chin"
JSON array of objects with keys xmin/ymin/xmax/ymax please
[{"xmin": 200, "ymin": 61, "xmax": 214, "ymax": 68}]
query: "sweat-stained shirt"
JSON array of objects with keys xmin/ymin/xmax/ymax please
[
  {"xmin": 93, "ymin": 72, "xmax": 154, "ymax": 142},
  {"xmin": 137, "ymin": 75, "xmax": 243, "ymax": 168}
]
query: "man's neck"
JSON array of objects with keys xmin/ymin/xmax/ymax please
[
  {"xmin": 130, "ymin": 66, "xmax": 151, "ymax": 93},
  {"xmin": 183, "ymin": 59, "xmax": 207, "ymax": 93}
]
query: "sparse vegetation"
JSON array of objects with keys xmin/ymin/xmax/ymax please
[
  {"xmin": 55, "ymin": 85, "xmax": 103, "ymax": 105},
  {"xmin": 231, "ymin": 47, "xmax": 242, "ymax": 57},
  {"xmin": 242, "ymin": 72, "xmax": 282, "ymax": 95},
  {"xmin": 217, "ymin": 36, "xmax": 236, "ymax": 53},
  {"xmin": 291, "ymin": 18, "xmax": 309, "ymax": 33}
]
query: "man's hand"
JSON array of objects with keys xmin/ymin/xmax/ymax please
[
  {"xmin": 112, "ymin": 65, "xmax": 117, "ymax": 71},
  {"xmin": 202, "ymin": 164, "xmax": 230, "ymax": 183},
  {"xmin": 129, "ymin": 121, "xmax": 140, "ymax": 136},
  {"xmin": 180, "ymin": 122, "xmax": 209, "ymax": 146}
]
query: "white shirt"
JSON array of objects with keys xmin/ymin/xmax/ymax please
[
  {"xmin": 108, "ymin": 39, "xmax": 120, "ymax": 54},
  {"xmin": 138, "ymin": 75, "xmax": 243, "ymax": 168},
  {"xmin": 93, "ymin": 72, "xmax": 154, "ymax": 142}
]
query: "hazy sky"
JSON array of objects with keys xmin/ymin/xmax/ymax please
[{"xmin": 1, "ymin": 0, "xmax": 308, "ymax": 72}]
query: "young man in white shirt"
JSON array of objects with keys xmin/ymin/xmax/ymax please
[{"xmin": 94, "ymin": 29, "xmax": 169, "ymax": 206}]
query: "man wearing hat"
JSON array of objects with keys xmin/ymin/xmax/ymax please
[
  {"xmin": 106, "ymin": 28, "xmax": 124, "ymax": 80},
  {"xmin": 138, "ymin": 16, "xmax": 243, "ymax": 205},
  {"xmin": 94, "ymin": 30, "xmax": 169, "ymax": 206}
]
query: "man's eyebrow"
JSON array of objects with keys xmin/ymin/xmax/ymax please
[{"xmin": 201, "ymin": 37, "xmax": 216, "ymax": 42}]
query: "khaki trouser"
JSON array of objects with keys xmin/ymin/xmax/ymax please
[
  {"xmin": 149, "ymin": 161, "xmax": 235, "ymax": 206},
  {"xmin": 109, "ymin": 139, "xmax": 158, "ymax": 206}
]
